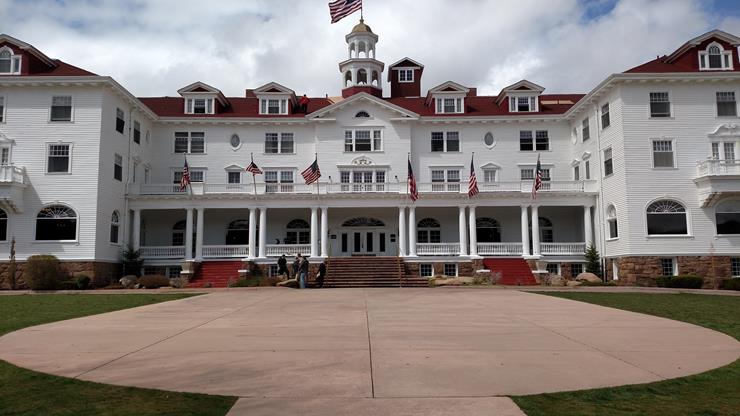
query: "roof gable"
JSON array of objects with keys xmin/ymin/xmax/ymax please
[
  {"xmin": 177, "ymin": 81, "xmax": 228, "ymax": 106},
  {"xmin": 666, "ymin": 29, "xmax": 740, "ymax": 63},
  {"xmin": 308, "ymin": 92, "xmax": 419, "ymax": 119},
  {"xmin": 0, "ymin": 34, "xmax": 56, "ymax": 67},
  {"xmin": 388, "ymin": 57, "xmax": 424, "ymax": 69},
  {"xmin": 427, "ymin": 80, "xmax": 469, "ymax": 94},
  {"xmin": 254, "ymin": 82, "xmax": 296, "ymax": 96},
  {"xmin": 495, "ymin": 80, "xmax": 545, "ymax": 105}
]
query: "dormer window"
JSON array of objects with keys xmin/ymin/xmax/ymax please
[
  {"xmin": 509, "ymin": 96, "xmax": 537, "ymax": 112},
  {"xmin": 436, "ymin": 98, "xmax": 463, "ymax": 114},
  {"xmin": 355, "ymin": 111, "xmax": 370, "ymax": 118},
  {"xmin": 0, "ymin": 48, "xmax": 21, "ymax": 75},
  {"xmin": 699, "ymin": 42, "xmax": 733, "ymax": 70},
  {"xmin": 185, "ymin": 98, "xmax": 214, "ymax": 114},
  {"xmin": 260, "ymin": 98, "xmax": 288, "ymax": 115},
  {"xmin": 398, "ymin": 69, "xmax": 413, "ymax": 82}
]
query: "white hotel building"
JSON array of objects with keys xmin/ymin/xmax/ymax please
[{"xmin": 0, "ymin": 23, "xmax": 739, "ymax": 287}]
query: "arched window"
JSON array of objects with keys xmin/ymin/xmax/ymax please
[
  {"xmin": 0, "ymin": 208, "xmax": 7, "ymax": 241},
  {"xmin": 606, "ymin": 205, "xmax": 618, "ymax": 239},
  {"xmin": 539, "ymin": 217, "xmax": 553, "ymax": 243},
  {"xmin": 286, "ymin": 219, "xmax": 310, "ymax": 244},
  {"xmin": 646, "ymin": 200, "xmax": 688, "ymax": 235},
  {"xmin": 226, "ymin": 219, "xmax": 249, "ymax": 245},
  {"xmin": 357, "ymin": 41, "xmax": 367, "ymax": 58},
  {"xmin": 355, "ymin": 111, "xmax": 370, "ymax": 118},
  {"xmin": 476, "ymin": 217, "xmax": 501, "ymax": 242},
  {"xmin": 357, "ymin": 69, "xmax": 368, "ymax": 85},
  {"xmin": 342, "ymin": 217, "xmax": 385, "ymax": 227},
  {"xmin": 716, "ymin": 200, "xmax": 740, "ymax": 234},
  {"xmin": 36, "ymin": 205, "xmax": 77, "ymax": 241},
  {"xmin": 417, "ymin": 218, "xmax": 441, "ymax": 243},
  {"xmin": 110, "ymin": 211, "xmax": 120, "ymax": 244},
  {"xmin": 708, "ymin": 45, "xmax": 722, "ymax": 68},
  {"xmin": 371, "ymin": 70, "xmax": 379, "ymax": 86},
  {"xmin": 0, "ymin": 49, "xmax": 10, "ymax": 73},
  {"xmin": 172, "ymin": 220, "xmax": 186, "ymax": 246},
  {"xmin": 344, "ymin": 71, "xmax": 352, "ymax": 87}
]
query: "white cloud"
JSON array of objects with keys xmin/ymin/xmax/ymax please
[{"xmin": 0, "ymin": 0, "xmax": 734, "ymax": 97}]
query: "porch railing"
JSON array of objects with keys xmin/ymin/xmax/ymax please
[
  {"xmin": 265, "ymin": 244, "xmax": 312, "ymax": 257},
  {"xmin": 540, "ymin": 242, "xmax": 587, "ymax": 255},
  {"xmin": 0, "ymin": 165, "xmax": 26, "ymax": 184},
  {"xmin": 696, "ymin": 159, "xmax": 740, "ymax": 177},
  {"xmin": 140, "ymin": 246, "xmax": 185, "ymax": 259},
  {"xmin": 202, "ymin": 245, "xmax": 248, "ymax": 258},
  {"xmin": 324, "ymin": 182, "xmax": 400, "ymax": 193},
  {"xmin": 477, "ymin": 242, "xmax": 523, "ymax": 255},
  {"xmin": 417, "ymin": 242, "xmax": 460, "ymax": 256}
]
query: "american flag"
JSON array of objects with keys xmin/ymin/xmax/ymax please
[
  {"xmin": 531, "ymin": 154, "xmax": 542, "ymax": 199},
  {"xmin": 302, "ymin": 157, "xmax": 321, "ymax": 184},
  {"xmin": 468, "ymin": 153, "xmax": 479, "ymax": 197},
  {"xmin": 328, "ymin": 0, "xmax": 362, "ymax": 23},
  {"xmin": 179, "ymin": 158, "xmax": 191, "ymax": 191},
  {"xmin": 407, "ymin": 158, "xmax": 418, "ymax": 202},
  {"xmin": 246, "ymin": 160, "xmax": 263, "ymax": 175}
]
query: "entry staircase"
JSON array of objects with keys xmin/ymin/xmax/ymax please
[
  {"xmin": 482, "ymin": 258, "xmax": 538, "ymax": 286},
  {"xmin": 187, "ymin": 260, "xmax": 241, "ymax": 288},
  {"xmin": 325, "ymin": 256, "xmax": 427, "ymax": 288}
]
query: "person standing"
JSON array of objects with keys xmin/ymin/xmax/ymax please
[
  {"xmin": 316, "ymin": 260, "xmax": 327, "ymax": 288},
  {"xmin": 299, "ymin": 255, "xmax": 309, "ymax": 289},
  {"xmin": 292, "ymin": 254, "xmax": 300, "ymax": 280},
  {"xmin": 277, "ymin": 254, "xmax": 288, "ymax": 280}
]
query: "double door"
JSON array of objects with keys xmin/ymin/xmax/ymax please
[{"xmin": 340, "ymin": 229, "xmax": 387, "ymax": 256}]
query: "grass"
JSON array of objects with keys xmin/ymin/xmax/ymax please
[
  {"xmin": 0, "ymin": 294, "xmax": 238, "ymax": 416},
  {"xmin": 513, "ymin": 293, "xmax": 740, "ymax": 416}
]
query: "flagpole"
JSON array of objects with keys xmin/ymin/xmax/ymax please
[
  {"xmin": 250, "ymin": 153, "xmax": 257, "ymax": 198},
  {"xmin": 314, "ymin": 152, "xmax": 321, "ymax": 200},
  {"xmin": 469, "ymin": 152, "xmax": 474, "ymax": 199},
  {"xmin": 406, "ymin": 152, "xmax": 410, "ymax": 200}
]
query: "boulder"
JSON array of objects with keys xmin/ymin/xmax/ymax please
[
  {"xmin": 277, "ymin": 278, "xmax": 299, "ymax": 288},
  {"xmin": 549, "ymin": 276, "xmax": 566, "ymax": 286},
  {"xmin": 119, "ymin": 275, "xmax": 138, "ymax": 289},
  {"xmin": 567, "ymin": 280, "xmax": 583, "ymax": 287},
  {"xmin": 576, "ymin": 272, "xmax": 602, "ymax": 283}
]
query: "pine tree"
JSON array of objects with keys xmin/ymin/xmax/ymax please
[{"xmin": 584, "ymin": 244, "xmax": 602, "ymax": 277}]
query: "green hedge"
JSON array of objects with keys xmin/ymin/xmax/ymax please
[
  {"xmin": 656, "ymin": 275, "xmax": 704, "ymax": 289},
  {"xmin": 721, "ymin": 278, "xmax": 740, "ymax": 291},
  {"xmin": 25, "ymin": 255, "xmax": 65, "ymax": 290}
]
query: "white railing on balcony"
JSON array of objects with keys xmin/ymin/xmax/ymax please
[
  {"xmin": 324, "ymin": 182, "xmax": 400, "ymax": 194},
  {"xmin": 696, "ymin": 159, "xmax": 740, "ymax": 177},
  {"xmin": 265, "ymin": 244, "xmax": 312, "ymax": 257},
  {"xmin": 540, "ymin": 242, "xmax": 587, "ymax": 255},
  {"xmin": 0, "ymin": 165, "xmax": 25, "ymax": 184},
  {"xmin": 140, "ymin": 246, "xmax": 185, "ymax": 259},
  {"xmin": 202, "ymin": 245, "xmax": 248, "ymax": 258},
  {"xmin": 477, "ymin": 242, "xmax": 523, "ymax": 255},
  {"xmin": 417, "ymin": 242, "xmax": 461, "ymax": 256}
]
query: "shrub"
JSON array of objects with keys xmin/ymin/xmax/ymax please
[
  {"xmin": 656, "ymin": 275, "xmax": 704, "ymax": 289},
  {"xmin": 655, "ymin": 276, "xmax": 671, "ymax": 288},
  {"xmin": 25, "ymin": 255, "xmax": 65, "ymax": 290},
  {"xmin": 58, "ymin": 279, "xmax": 79, "ymax": 290},
  {"xmin": 119, "ymin": 275, "xmax": 138, "ymax": 289},
  {"xmin": 720, "ymin": 278, "xmax": 740, "ymax": 291},
  {"xmin": 231, "ymin": 277, "xmax": 260, "ymax": 287},
  {"xmin": 169, "ymin": 277, "xmax": 188, "ymax": 289},
  {"xmin": 137, "ymin": 274, "xmax": 171, "ymax": 289},
  {"xmin": 75, "ymin": 274, "xmax": 92, "ymax": 290}
]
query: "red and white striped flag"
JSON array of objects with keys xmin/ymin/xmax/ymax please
[
  {"xmin": 468, "ymin": 153, "xmax": 479, "ymax": 197},
  {"xmin": 246, "ymin": 160, "xmax": 262, "ymax": 175},
  {"xmin": 179, "ymin": 157, "xmax": 191, "ymax": 191},
  {"xmin": 328, "ymin": 0, "xmax": 362, "ymax": 23},
  {"xmin": 408, "ymin": 157, "xmax": 418, "ymax": 202},
  {"xmin": 531, "ymin": 154, "xmax": 542, "ymax": 199},
  {"xmin": 302, "ymin": 157, "xmax": 321, "ymax": 184}
]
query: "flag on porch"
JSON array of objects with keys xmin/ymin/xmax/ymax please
[
  {"xmin": 246, "ymin": 158, "xmax": 263, "ymax": 175},
  {"xmin": 408, "ymin": 157, "xmax": 418, "ymax": 201},
  {"xmin": 328, "ymin": 0, "xmax": 362, "ymax": 23},
  {"xmin": 531, "ymin": 154, "xmax": 542, "ymax": 199},
  {"xmin": 302, "ymin": 157, "xmax": 321, "ymax": 184},
  {"xmin": 468, "ymin": 153, "xmax": 479, "ymax": 197},
  {"xmin": 179, "ymin": 157, "xmax": 191, "ymax": 191}
]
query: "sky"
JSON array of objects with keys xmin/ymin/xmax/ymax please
[{"xmin": 1, "ymin": 0, "xmax": 739, "ymax": 97}]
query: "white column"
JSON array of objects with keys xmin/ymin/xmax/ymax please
[
  {"xmin": 521, "ymin": 205, "xmax": 531, "ymax": 257},
  {"xmin": 185, "ymin": 208, "xmax": 194, "ymax": 260},
  {"xmin": 398, "ymin": 207, "xmax": 407, "ymax": 257},
  {"xmin": 468, "ymin": 205, "xmax": 478, "ymax": 257},
  {"xmin": 531, "ymin": 205, "xmax": 540, "ymax": 257},
  {"xmin": 584, "ymin": 205, "xmax": 593, "ymax": 248},
  {"xmin": 310, "ymin": 207, "xmax": 319, "ymax": 257},
  {"xmin": 248, "ymin": 208, "xmax": 257, "ymax": 259},
  {"xmin": 321, "ymin": 207, "xmax": 329, "ymax": 257},
  {"xmin": 195, "ymin": 208, "xmax": 204, "ymax": 260},
  {"xmin": 408, "ymin": 206, "xmax": 417, "ymax": 256},
  {"xmin": 132, "ymin": 209, "xmax": 141, "ymax": 251},
  {"xmin": 458, "ymin": 206, "xmax": 468, "ymax": 256},
  {"xmin": 258, "ymin": 207, "xmax": 267, "ymax": 258}
]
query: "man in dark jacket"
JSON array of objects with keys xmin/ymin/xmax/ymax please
[
  {"xmin": 292, "ymin": 254, "xmax": 300, "ymax": 279},
  {"xmin": 277, "ymin": 254, "xmax": 288, "ymax": 279},
  {"xmin": 298, "ymin": 255, "xmax": 310, "ymax": 289},
  {"xmin": 316, "ymin": 260, "xmax": 326, "ymax": 288}
]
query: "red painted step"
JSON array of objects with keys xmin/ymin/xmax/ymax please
[
  {"xmin": 187, "ymin": 260, "xmax": 242, "ymax": 288},
  {"xmin": 483, "ymin": 258, "xmax": 537, "ymax": 286}
]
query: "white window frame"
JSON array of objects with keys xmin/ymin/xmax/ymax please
[
  {"xmin": 33, "ymin": 203, "xmax": 79, "ymax": 243},
  {"xmin": 601, "ymin": 102, "xmax": 610, "ymax": 129},
  {"xmin": 0, "ymin": 146, "xmax": 11, "ymax": 165},
  {"xmin": 430, "ymin": 131, "xmax": 461, "ymax": 152},
  {"xmin": 603, "ymin": 147, "xmax": 613, "ymax": 177},
  {"xmin": 173, "ymin": 132, "xmax": 206, "ymax": 154},
  {"xmin": 716, "ymin": 91, "xmax": 737, "ymax": 117},
  {"xmin": 546, "ymin": 263, "xmax": 560, "ymax": 275},
  {"xmin": 0, "ymin": 46, "xmax": 21, "ymax": 75},
  {"xmin": 173, "ymin": 168, "xmax": 205, "ymax": 184},
  {"xmin": 339, "ymin": 169, "xmax": 388, "ymax": 192},
  {"xmin": 606, "ymin": 204, "xmax": 618, "ymax": 240},
  {"xmin": 731, "ymin": 258, "xmax": 740, "ymax": 277},
  {"xmin": 419, "ymin": 263, "xmax": 433, "ymax": 278},
  {"xmin": 115, "ymin": 108, "xmax": 125, "ymax": 134},
  {"xmin": 344, "ymin": 129, "xmax": 383, "ymax": 152},
  {"xmin": 259, "ymin": 98, "xmax": 289, "ymax": 115},
  {"xmin": 49, "ymin": 95, "xmax": 73, "ymax": 122},
  {"xmin": 699, "ymin": 42, "xmax": 734, "ymax": 71},
  {"xmin": 508, "ymin": 95, "xmax": 538, "ymax": 112},
  {"xmin": 645, "ymin": 198, "xmax": 692, "ymax": 238},
  {"xmin": 264, "ymin": 132, "xmax": 295, "ymax": 154},
  {"xmin": 649, "ymin": 91, "xmax": 672, "ymax": 118},
  {"xmin": 184, "ymin": 97, "xmax": 215, "ymax": 115},
  {"xmin": 0, "ymin": 96, "xmax": 5, "ymax": 123},
  {"xmin": 398, "ymin": 69, "xmax": 414, "ymax": 83},
  {"xmin": 430, "ymin": 168, "xmax": 462, "ymax": 192},
  {"xmin": 434, "ymin": 96, "xmax": 464, "ymax": 114},
  {"xmin": 264, "ymin": 169, "xmax": 295, "ymax": 193},
  {"xmin": 443, "ymin": 263, "xmax": 458, "ymax": 277},
  {"xmin": 45, "ymin": 142, "xmax": 72, "ymax": 174},
  {"xmin": 133, "ymin": 120, "xmax": 141, "ymax": 144},
  {"xmin": 661, "ymin": 257, "xmax": 678, "ymax": 277},
  {"xmin": 227, "ymin": 170, "xmax": 242, "ymax": 184},
  {"xmin": 113, "ymin": 153, "xmax": 123, "ymax": 182},
  {"xmin": 110, "ymin": 210, "xmax": 120, "ymax": 245},
  {"xmin": 582, "ymin": 117, "xmax": 590, "ymax": 141},
  {"xmin": 482, "ymin": 168, "xmax": 498, "ymax": 183},
  {"xmin": 520, "ymin": 166, "xmax": 551, "ymax": 182},
  {"xmin": 651, "ymin": 138, "xmax": 676, "ymax": 169}
]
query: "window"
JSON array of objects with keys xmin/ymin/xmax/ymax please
[
  {"xmin": 585, "ymin": 161, "xmax": 591, "ymax": 180},
  {"xmin": 716, "ymin": 200, "xmax": 740, "ymax": 234},
  {"xmin": 606, "ymin": 204, "xmax": 618, "ymax": 239},
  {"xmin": 649, "ymin": 92, "xmax": 671, "ymax": 117},
  {"xmin": 132, "ymin": 162, "xmax": 138, "ymax": 183},
  {"xmin": 546, "ymin": 263, "xmax": 560, "ymax": 275},
  {"xmin": 113, "ymin": 154, "xmax": 123, "ymax": 181},
  {"xmin": 173, "ymin": 169, "xmax": 204, "ymax": 184},
  {"xmin": 444, "ymin": 263, "xmax": 458, "ymax": 277},
  {"xmin": 0, "ymin": 96, "xmax": 4, "ymax": 122},
  {"xmin": 420, "ymin": 263, "xmax": 433, "ymax": 278},
  {"xmin": 172, "ymin": 220, "xmax": 186, "ymax": 246},
  {"xmin": 264, "ymin": 133, "xmax": 294, "ymax": 154},
  {"xmin": 717, "ymin": 92, "xmax": 737, "ymax": 117},
  {"xmin": 509, "ymin": 96, "xmax": 537, "ymax": 112},
  {"xmin": 345, "ymin": 129, "xmax": 382, "ymax": 152},
  {"xmin": 571, "ymin": 263, "xmax": 584, "ymax": 276},
  {"xmin": 286, "ymin": 219, "xmax": 310, "ymax": 244},
  {"xmin": 430, "ymin": 131, "xmax": 460, "ymax": 152},
  {"xmin": 173, "ymin": 132, "xmax": 205, "ymax": 153},
  {"xmin": 647, "ymin": 200, "xmax": 688, "ymax": 235},
  {"xmin": 521, "ymin": 168, "xmax": 550, "ymax": 182},
  {"xmin": 417, "ymin": 218, "xmax": 441, "ymax": 243},
  {"xmin": 47, "ymin": 143, "xmax": 71, "ymax": 173},
  {"xmin": 435, "ymin": 97, "xmax": 463, "ymax": 114},
  {"xmin": 484, "ymin": 132, "xmax": 495, "ymax": 147},
  {"xmin": 340, "ymin": 170, "xmax": 387, "ymax": 192},
  {"xmin": 133, "ymin": 121, "xmax": 141, "ymax": 144},
  {"xmin": 36, "ymin": 205, "xmax": 77, "ymax": 241},
  {"xmin": 110, "ymin": 211, "xmax": 120, "ymax": 244},
  {"xmin": 259, "ymin": 98, "xmax": 288, "ymax": 115},
  {"xmin": 226, "ymin": 220, "xmax": 249, "ymax": 244},
  {"xmin": 50, "ymin": 96, "xmax": 72, "ymax": 122},
  {"xmin": 652, "ymin": 140, "xmax": 675, "ymax": 168},
  {"xmin": 582, "ymin": 118, "xmax": 590, "ymax": 141},
  {"xmin": 115, "ymin": 108, "xmax": 125, "ymax": 133},
  {"xmin": 574, "ymin": 165, "xmax": 580, "ymax": 181},
  {"xmin": 144, "ymin": 167, "xmax": 150, "ymax": 184},
  {"xmin": 476, "ymin": 217, "xmax": 501, "ymax": 242},
  {"xmin": 601, "ymin": 103, "xmax": 610, "ymax": 128},
  {"xmin": 167, "ymin": 266, "xmax": 182, "ymax": 279},
  {"xmin": 699, "ymin": 43, "xmax": 733, "ymax": 70},
  {"xmin": 732, "ymin": 258, "xmax": 740, "ymax": 277},
  {"xmin": 0, "ymin": 48, "xmax": 21, "ymax": 74},
  {"xmin": 483, "ymin": 169, "xmax": 497, "ymax": 183},
  {"xmin": 431, "ymin": 169, "xmax": 460, "ymax": 192},
  {"xmin": 519, "ymin": 131, "xmax": 533, "ymax": 151},
  {"xmin": 265, "ymin": 170, "xmax": 294, "ymax": 193},
  {"xmin": 0, "ymin": 209, "xmax": 6, "ymax": 241},
  {"xmin": 228, "ymin": 171, "xmax": 241, "ymax": 184},
  {"xmin": 0, "ymin": 147, "xmax": 8, "ymax": 165},
  {"xmin": 398, "ymin": 69, "xmax": 413, "ymax": 82},
  {"xmin": 185, "ymin": 98, "xmax": 214, "ymax": 114},
  {"xmin": 661, "ymin": 258, "xmax": 676, "ymax": 276},
  {"xmin": 355, "ymin": 111, "xmax": 370, "ymax": 118},
  {"xmin": 603, "ymin": 148, "xmax": 613, "ymax": 176},
  {"xmin": 535, "ymin": 131, "xmax": 549, "ymax": 151},
  {"xmin": 724, "ymin": 142, "xmax": 736, "ymax": 161},
  {"xmin": 230, "ymin": 134, "xmax": 241, "ymax": 149},
  {"xmin": 538, "ymin": 217, "xmax": 554, "ymax": 243}
]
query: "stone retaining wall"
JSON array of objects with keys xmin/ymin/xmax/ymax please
[
  {"xmin": 613, "ymin": 256, "xmax": 733, "ymax": 288},
  {"xmin": 0, "ymin": 261, "xmax": 121, "ymax": 289}
]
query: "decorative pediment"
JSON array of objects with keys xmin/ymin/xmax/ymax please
[
  {"xmin": 0, "ymin": 131, "xmax": 14, "ymax": 144},
  {"xmin": 177, "ymin": 81, "xmax": 228, "ymax": 107},
  {"xmin": 224, "ymin": 164, "xmax": 243, "ymax": 170},
  {"xmin": 308, "ymin": 92, "xmax": 419, "ymax": 119},
  {"xmin": 666, "ymin": 30, "xmax": 740, "ymax": 63},
  {"xmin": 388, "ymin": 57, "xmax": 424, "ymax": 69},
  {"xmin": 708, "ymin": 124, "xmax": 740, "ymax": 138},
  {"xmin": 479, "ymin": 162, "xmax": 501, "ymax": 170},
  {"xmin": 495, "ymin": 80, "xmax": 545, "ymax": 105},
  {"xmin": 254, "ymin": 82, "xmax": 296, "ymax": 96},
  {"xmin": 0, "ymin": 33, "xmax": 56, "ymax": 67},
  {"xmin": 427, "ymin": 81, "xmax": 469, "ymax": 94},
  {"xmin": 351, "ymin": 156, "xmax": 374, "ymax": 166},
  {"xmin": 581, "ymin": 151, "xmax": 592, "ymax": 160}
]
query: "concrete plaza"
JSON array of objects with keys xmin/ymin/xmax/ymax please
[{"xmin": 0, "ymin": 288, "xmax": 738, "ymax": 415}]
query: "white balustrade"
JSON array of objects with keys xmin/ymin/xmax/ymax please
[
  {"xmin": 139, "ymin": 246, "xmax": 185, "ymax": 259},
  {"xmin": 265, "ymin": 244, "xmax": 312, "ymax": 257},
  {"xmin": 540, "ymin": 242, "xmax": 587, "ymax": 255},
  {"xmin": 0, "ymin": 165, "xmax": 25, "ymax": 184},
  {"xmin": 416, "ymin": 242, "xmax": 461, "ymax": 256},
  {"xmin": 325, "ymin": 182, "xmax": 399, "ymax": 193},
  {"xmin": 477, "ymin": 242, "xmax": 523, "ymax": 255},
  {"xmin": 202, "ymin": 245, "xmax": 249, "ymax": 258},
  {"xmin": 697, "ymin": 159, "xmax": 740, "ymax": 177}
]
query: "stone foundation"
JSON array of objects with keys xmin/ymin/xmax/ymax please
[
  {"xmin": 613, "ymin": 255, "xmax": 733, "ymax": 288},
  {"xmin": 0, "ymin": 260, "xmax": 122, "ymax": 289},
  {"xmin": 403, "ymin": 260, "xmax": 475, "ymax": 278}
]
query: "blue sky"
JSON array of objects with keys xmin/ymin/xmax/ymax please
[{"xmin": 1, "ymin": 0, "xmax": 739, "ymax": 96}]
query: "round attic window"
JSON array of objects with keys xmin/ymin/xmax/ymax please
[
  {"xmin": 484, "ymin": 132, "xmax": 495, "ymax": 148},
  {"xmin": 230, "ymin": 134, "xmax": 241, "ymax": 149}
]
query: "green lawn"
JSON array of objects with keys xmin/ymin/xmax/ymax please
[
  {"xmin": 0, "ymin": 294, "xmax": 237, "ymax": 416},
  {"xmin": 513, "ymin": 293, "xmax": 740, "ymax": 416}
]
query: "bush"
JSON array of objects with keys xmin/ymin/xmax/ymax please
[
  {"xmin": 137, "ymin": 274, "xmax": 171, "ymax": 289},
  {"xmin": 655, "ymin": 276, "xmax": 671, "ymax": 288},
  {"xmin": 25, "ymin": 255, "xmax": 65, "ymax": 290},
  {"xmin": 656, "ymin": 275, "xmax": 704, "ymax": 289},
  {"xmin": 169, "ymin": 277, "xmax": 188, "ymax": 289},
  {"xmin": 720, "ymin": 278, "xmax": 740, "ymax": 291},
  {"xmin": 75, "ymin": 274, "xmax": 92, "ymax": 290},
  {"xmin": 230, "ymin": 277, "xmax": 260, "ymax": 287}
]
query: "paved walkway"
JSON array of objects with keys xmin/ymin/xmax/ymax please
[{"xmin": 1, "ymin": 288, "xmax": 738, "ymax": 415}]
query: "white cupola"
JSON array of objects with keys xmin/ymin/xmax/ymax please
[{"xmin": 338, "ymin": 19, "xmax": 385, "ymax": 98}]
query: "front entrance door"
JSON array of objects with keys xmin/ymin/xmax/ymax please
[{"xmin": 341, "ymin": 229, "xmax": 387, "ymax": 256}]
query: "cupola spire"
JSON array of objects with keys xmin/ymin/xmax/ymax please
[{"xmin": 339, "ymin": 19, "xmax": 384, "ymax": 98}]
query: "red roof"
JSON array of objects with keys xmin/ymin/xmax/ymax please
[
  {"xmin": 26, "ymin": 59, "xmax": 97, "ymax": 77},
  {"xmin": 386, "ymin": 94, "xmax": 584, "ymax": 116},
  {"xmin": 139, "ymin": 96, "xmax": 334, "ymax": 117}
]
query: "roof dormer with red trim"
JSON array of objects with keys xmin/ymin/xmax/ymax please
[
  {"xmin": 625, "ymin": 30, "xmax": 740, "ymax": 73},
  {"xmin": 426, "ymin": 81, "xmax": 471, "ymax": 114},
  {"xmin": 0, "ymin": 34, "xmax": 95, "ymax": 77},
  {"xmin": 388, "ymin": 57, "xmax": 424, "ymax": 98},
  {"xmin": 178, "ymin": 81, "xmax": 230, "ymax": 115},
  {"xmin": 495, "ymin": 80, "xmax": 545, "ymax": 113},
  {"xmin": 249, "ymin": 82, "xmax": 297, "ymax": 115}
]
